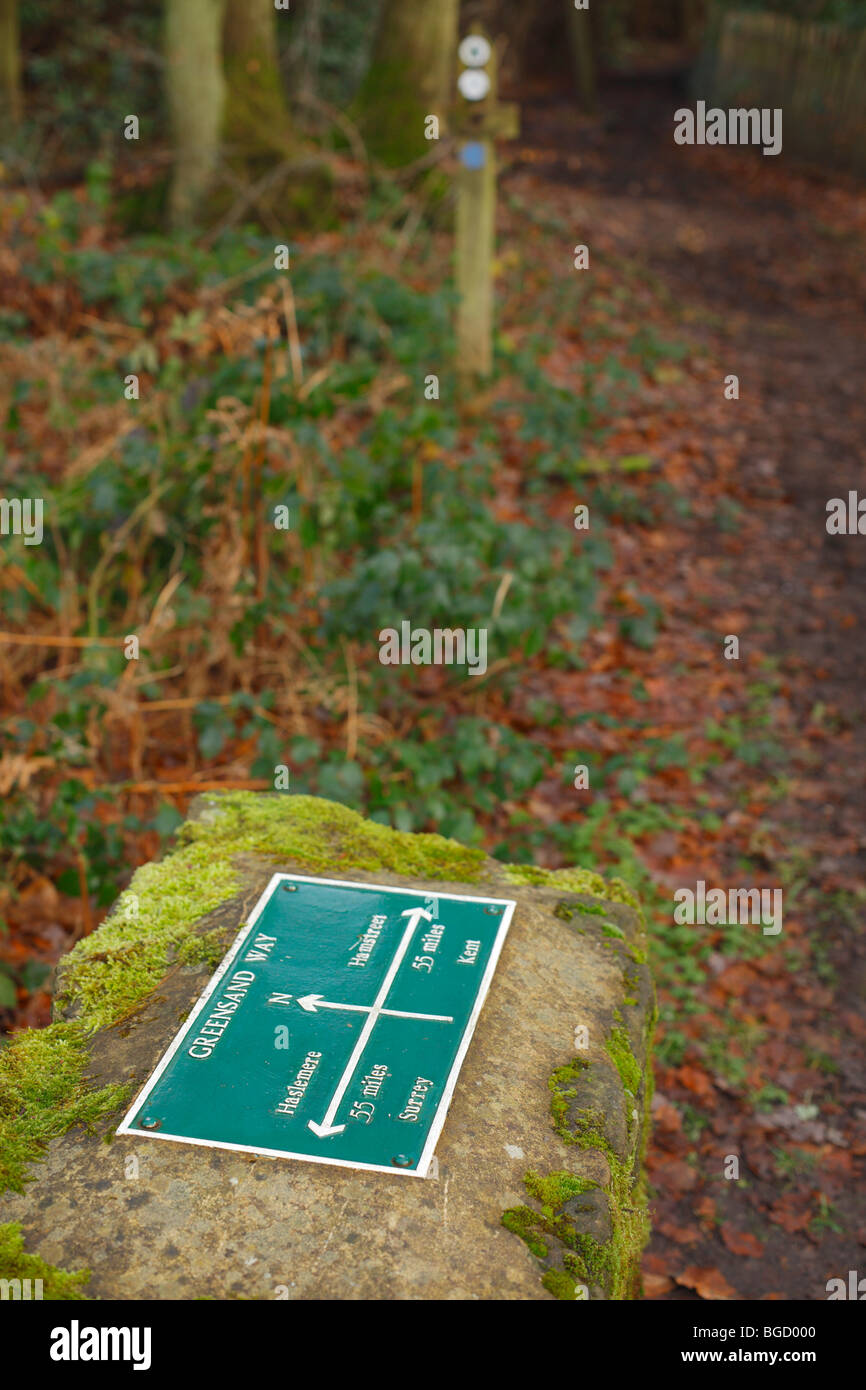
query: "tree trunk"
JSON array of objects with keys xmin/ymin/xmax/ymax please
[
  {"xmin": 565, "ymin": 0, "xmax": 598, "ymax": 115},
  {"xmin": 354, "ymin": 0, "xmax": 459, "ymax": 166},
  {"xmin": 222, "ymin": 0, "xmax": 292, "ymax": 161},
  {"xmin": 0, "ymin": 0, "xmax": 23, "ymax": 133},
  {"xmin": 165, "ymin": 0, "xmax": 228, "ymax": 230}
]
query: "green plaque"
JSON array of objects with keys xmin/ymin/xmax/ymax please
[{"xmin": 118, "ymin": 875, "xmax": 515, "ymax": 1177}]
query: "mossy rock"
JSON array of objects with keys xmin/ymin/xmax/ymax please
[{"xmin": 0, "ymin": 793, "xmax": 655, "ymax": 1300}]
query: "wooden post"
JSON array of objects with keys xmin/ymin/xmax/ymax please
[
  {"xmin": 452, "ymin": 29, "xmax": 519, "ymax": 382},
  {"xmin": 455, "ymin": 132, "xmax": 496, "ymax": 378}
]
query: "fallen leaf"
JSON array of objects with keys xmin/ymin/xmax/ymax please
[
  {"xmin": 695, "ymin": 1195, "xmax": 717, "ymax": 1225},
  {"xmin": 650, "ymin": 1094, "xmax": 683, "ymax": 1134},
  {"xmin": 675, "ymin": 1266, "xmax": 739, "ymax": 1300},
  {"xmin": 643, "ymin": 1272, "xmax": 674, "ymax": 1297},
  {"xmin": 767, "ymin": 1199, "xmax": 813, "ymax": 1234},
  {"xmin": 675, "ymin": 1064, "xmax": 716, "ymax": 1100},
  {"xmin": 659, "ymin": 1219, "xmax": 702, "ymax": 1246},
  {"xmin": 720, "ymin": 1225, "xmax": 764, "ymax": 1257},
  {"xmin": 647, "ymin": 1155, "xmax": 699, "ymax": 1192}
]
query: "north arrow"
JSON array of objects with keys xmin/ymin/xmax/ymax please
[{"xmin": 296, "ymin": 993, "xmax": 452, "ymax": 1023}]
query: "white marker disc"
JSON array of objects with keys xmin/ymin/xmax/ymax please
[
  {"xmin": 458, "ymin": 69, "xmax": 490, "ymax": 102},
  {"xmin": 458, "ymin": 35, "xmax": 492, "ymax": 68}
]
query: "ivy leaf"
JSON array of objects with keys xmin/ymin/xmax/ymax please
[
  {"xmin": 20, "ymin": 961, "xmax": 51, "ymax": 994},
  {"xmin": 0, "ymin": 970, "xmax": 17, "ymax": 1009},
  {"xmin": 197, "ymin": 722, "xmax": 226, "ymax": 760}
]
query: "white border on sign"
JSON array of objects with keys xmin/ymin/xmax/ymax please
[{"xmin": 117, "ymin": 873, "xmax": 516, "ymax": 1178}]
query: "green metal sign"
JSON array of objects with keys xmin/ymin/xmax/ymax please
[{"xmin": 118, "ymin": 874, "xmax": 515, "ymax": 1177}]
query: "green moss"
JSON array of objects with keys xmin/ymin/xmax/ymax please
[
  {"xmin": 505, "ymin": 1003, "xmax": 656, "ymax": 1299},
  {"xmin": 0, "ymin": 1223, "xmax": 90, "ymax": 1299},
  {"xmin": 502, "ymin": 1194, "xmax": 576, "ymax": 1258},
  {"xmin": 557, "ymin": 1047, "xmax": 653, "ymax": 1298},
  {"xmin": 501, "ymin": 1206, "xmax": 549, "ymax": 1260},
  {"xmin": 553, "ymin": 898, "xmax": 631, "ymax": 946},
  {"xmin": 0, "ymin": 1024, "xmax": 130, "ymax": 1193},
  {"xmin": 606, "ymin": 1026, "xmax": 642, "ymax": 1096},
  {"xmin": 573, "ymin": 1159, "xmax": 650, "ymax": 1300},
  {"xmin": 503, "ymin": 1158, "xmax": 647, "ymax": 1302},
  {"xmin": 542, "ymin": 1267, "xmax": 578, "ymax": 1300},
  {"xmin": 570, "ymin": 1108, "xmax": 609, "ymax": 1151},
  {"xmin": 501, "ymin": 870, "xmax": 655, "ymax": 1299},
  {"xmin": 554, "ymin": 899, "xmax": 608, "ymax": 921},
  {"xmin": 176, "ymin": 927, "xmax": 233, "ymax": 971},
  {"xmin": 504, "ymin": 864, "xmax": 639, "ymax": 910},
  {"xmin": 548, "ymin": 1058, "xmax": 588, "ymax": 1140},
  {"xmin": 641, "ymin": 1003, "xmax": 659, "ymax": 1159},
  {"xmin": 563, "ymin": 1249, "xmax": 589, "ymax": 1284},
  {"xmin": 532, "ymin": 1146, "xmax": 649, "ymax": 1300},
  {"xmin": 524, "ymin": 1169, "xmax": 597, "ymax": 1216}
]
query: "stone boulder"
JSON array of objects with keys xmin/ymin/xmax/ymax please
[{"xmin": 0, "ymin": 793, "xmax": 655, "ymax": 1300}]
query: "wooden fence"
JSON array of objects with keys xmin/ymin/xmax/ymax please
[{"xmin": 699, "ymin": 8, "xmax": 866, "ymax": 176}]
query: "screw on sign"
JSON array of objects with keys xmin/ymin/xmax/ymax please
[{"xmin": 453, "ymin": 29, "xmax": 519, "ymax": 380}]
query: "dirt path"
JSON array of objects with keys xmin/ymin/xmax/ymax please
[{"xmin": 507, "ymin": 75, "xmax": 866, "ymax": 1300}]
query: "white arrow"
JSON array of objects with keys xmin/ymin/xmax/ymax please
[
  {"xmin": 297, "ymin": 993, "xmax": 453, "ymax": 1023},
  {"xmin": 307, "ymin": 905, "xmax": 432, "ymax": 1139}
]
